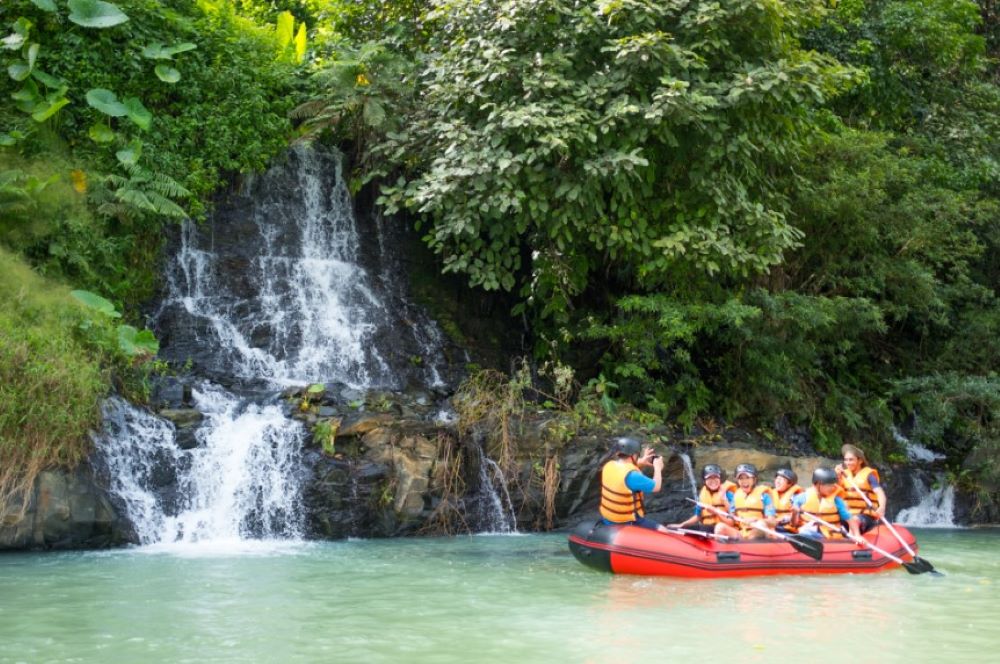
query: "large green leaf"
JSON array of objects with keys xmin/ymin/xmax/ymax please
[
  {"xmin": 115, "ymin": 139, "xmax": 142, "ymax": 166},
  {"xmin": 123, "ymin": 97, "xmax": 152, "ymax": 130},
  {"xmin": 154, "ymin": 64, "xmax": 180, "ymax": 83},
  {"xmin": 141, "ymin": 42, "xmax": 197, "ymax": 59},
  {"xmin": 294, "ymin": 23, "xmax": 307, "ymax": 63},
  {"xmin": 88, "ymin": 122, "xmax": 115, "ymax": 143},
  {"xmin": 31, "ymin": 96, "xmax": 69, "ymax": 122},
  {"xmin": 71, "ymin": 290, "xmax": 121, "ymax": 318},
  {"xmin": 31, "ymin": 69, "xmax": 66, "ymax": 89},
  {"xmin": 86, "ymin": 88, "xmax": 127, "ymax": 116},
  {"xmin": 276, "ymin": 11, "xmax": 294, "ymax": 48},
  {"xmin": 67, "ymin": 0, "xmax": 129, "ymax": 29},
  {"xmin": 30, "ymin": 0, "xmax": 58, "ymax": 11},
  {"xmin": 117, "ymin": 325, "xmax": 159, "ymax": 357}
]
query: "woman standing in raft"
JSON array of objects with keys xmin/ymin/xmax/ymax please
[
  {"xmin": 836, "ymin": 443, "xmax": 887, "ymax": 534},
  {"xmin": 599, "ymin": 437, "xmax": 669, "ymax": 532},
  {"xmin": 668, "ymin": 464, "xmax": 736, "ymax": 533},
  {"xmin": 772, "ymin": 468, "xmax": 805, "ymax": 533},
  {"xmin": 714, "ymin": 463, "xmax": 777, "ymax": 540},
  {"xmin": 791, "ymin": 467, "xmax": 861, "ymax": 540}
]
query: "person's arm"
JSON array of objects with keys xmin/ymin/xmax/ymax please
[
  {"xmin": 868, "ymin": 475, "xmax": 887, "ymax": 519},
  {"xmin": 625, "ymin": 470, "xmax": 656, "ymax": 494},
  {"xmin": 790, "ymin": 493, "xmax": 806, "ymax": 528},
  {"xmin": 761, "ymin": 491, "xmax": 777, "ymax": 527},
  {"xmin": 671, "ymin": 509, "xmax": 699, "ymax": 529}
]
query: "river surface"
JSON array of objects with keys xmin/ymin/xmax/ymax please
[{"xmin": 1, "ymin": 529, "xmax": 997, "ymax": 663}]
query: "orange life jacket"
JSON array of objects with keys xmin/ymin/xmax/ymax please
[
  {"xmin": 839, "ymin": 466, "xmax": 880, "ymax": 517},
  {"xmin": 698, "ymin": 481, "xmax": 736, "ymax": 526},
  {"xmin": 600, "ymin": 459, "xmax": 645, "ymax": 523},
  {"xmin": 733, "ymin": 484, "xmax": 773, "ymax": 535},
  {"xmin": 773, "ymin": 484, "xmax": 804, "ymax": 533},
  {"xmin": 799, "ymin": 486, "xmax": 846, "ymax": 539}
]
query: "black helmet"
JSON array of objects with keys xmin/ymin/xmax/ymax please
[
  {"xmin": 775, "ymin": 468, "xmax": 798, "ymax": 484},
  {"xmin": 812, "ymin": 467, "xmax": 838, "ymax": 485},
  {"xmin": 611, "ymin": 437, "xmax": 641, "ymax": 458},
  {"xmin": 702, "ymin": 464, "xmax": 724, "ymax": 480},
  {"xmin": 735, "ymin": 463, "xmax": 758, "ymax": 478}
]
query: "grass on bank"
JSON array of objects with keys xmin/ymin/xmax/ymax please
[{"xmin": 0, "ymin": 248, "xmax": 109, "ymax": 514}]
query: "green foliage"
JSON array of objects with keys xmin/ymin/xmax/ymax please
[
  {"xmin": 0, "ymin": 248, "xmax": 108, "ymax": 510},
  {"xmin": 894, "ymin": 373, "xmax": 1000, "ymax": 519},
  {"xmin": 375, "ymin": 0, "xmax": 856, "ymax": 326}
]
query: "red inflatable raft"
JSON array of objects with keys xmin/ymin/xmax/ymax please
[{"xmin": 568, "ymin": 521, "xmax": 919, "ymax": 578}]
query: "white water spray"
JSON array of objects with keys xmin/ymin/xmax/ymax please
[
  {"xmin": 678, "ymin": 452, "xmax": 699, "ymax": 499},
  {"xmin": 896, "ymin": 475, "xmax": 957, "ymax": 528}
]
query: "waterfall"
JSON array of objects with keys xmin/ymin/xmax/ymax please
[
  {"xmin": 158, "ymin": 384, "xmax": 306, "ymax": 543},
  {"xmin": 94, "ymin": 397, "xmax": 181, "ymax": 544},
  {"xmin": 678, "ymin": 452, "xmax": 699, "ymax": 499},
  {"xmin": 890, "ymin": 426, "xmax": 955, "ymax": 527},
  {"xmin": 157, "ymin": 143, "xmax": 448, "ymax": 390},
  {"xmin": 896, "ymin": 475, "xmax": 957, "ymax": 528},
  {"xmin": 99, "ymin": 143, "xmax": 458, "ymax": 547},
  {"xmin": 94, "ymin": 386, "xmax": 306, "ymax": 545},
  {"xmin": 468, "ymin": 442, "xmax": 518, "ymax": 534}
]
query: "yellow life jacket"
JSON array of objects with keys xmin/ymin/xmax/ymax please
[
  {"xmin": 733, "ymin": 484, "xmax": 772, "ymax": 535},
  {"xmin": 799, "ymin": 486, "xmax": 845, "ymax": 539},
  {"xmin": 600, "ymin": 459, "xmax": 645, "ymax": 523},
  {"xmin": 839, "ymin": 466, "xmax": 880, "ymax": 517},
  {"xmin": 697, "ymin": 481, "xmax": 736, "ymax": 526},
  {"xmin": 773, "ymin": 484, "xmax": 804, "ymax": 533}
]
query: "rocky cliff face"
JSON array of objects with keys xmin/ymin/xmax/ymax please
[
  {"xmin": 1, "ymin": 397, "xmax": 975, "ymax": 550},
  {"xmin": 0, "ymin": 466, "xmax": 129, "ymax": 551}
]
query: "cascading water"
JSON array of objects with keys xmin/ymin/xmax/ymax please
[
  {"xmin": 97, "ymin": 143, "xmax": 453, "ymax": 546},
  {"xmin": 892, "ymin": 426, "xmax": 956, "ymax": 527},
  {"xmin": 95, "ymin": 388, "xmax": 306, "ymax": 545},
  {"xmin": 896, "ymin": 474, "xmax": 957, "ymax": 528},
  {"xmin": 677, "ymin": 452, "xmax": 699, "ymax": 499},
  {"xmin": 159, "ymin": 384, "xmax": 306, "ymax": 543},
  {"xmin": 156, "ymin": 143, "xmax": 447, "ymax": 389},
  {"xmin": 94, "ymin": 397, "xmax": 181, "ymax": 544},
  {"xmin": 467, "ymin": 440, "xmax": 518, "ymax": 534}
]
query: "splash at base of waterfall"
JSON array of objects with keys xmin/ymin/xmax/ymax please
[
  {"xmin": 95, "ymin": 385, "xmax": 306, "ymax": 548},
  {"xmin": 896, "ymin": 479, "xmax": 957, "ymax": 528}
]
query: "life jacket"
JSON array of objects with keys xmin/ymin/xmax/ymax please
[
  {"xmin": 697, "ymin": 481, "xmax": 737, "ymax": 526},
  {"xmin": 773, "ymin": 484, "xmax": 804, "ymax": 533},
  {"xmin": 839, "ymin": 466, "xmax": 880, "ymax": 517},
  {"xmin": 733, "ymin": 484, "xmax": 772, "ymax": 535},
  {"xmin": 799, "ymin": 486, "xmax": 846, "ymax": 539},
  {"xmin": 599, "ymin": 459, "xmax": 645, "ymax": 523}
]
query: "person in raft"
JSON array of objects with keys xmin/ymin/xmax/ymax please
[
  {"xmin": 599, "ymin": 436, "xmax": 669, "ymax": 532},
  {"xmin": 836, "ymin": 443, "xmax": 887, "ymax": 534},
  {"xmin": 668, "ymin": 464, "xmax": 736, "ymax": 533},
  {"xmin": 772, "ymin": 468, "xmax": 805, "ymax": 534},
  {"xmin": 790, "ymin": 467, "xmax": 861, "ymax": 540},
  {"xmin": 714, "ymin": 463, "xmax": 777, "ymax": 540}
]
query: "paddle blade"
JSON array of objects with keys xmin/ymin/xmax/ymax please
[
  {"xmin": 914, "ymin": 556, "xmax": 944, "ymax": 576},
  {"xmin": 789, "ymin": 535, "xmax": 824, "ymax": 561}
]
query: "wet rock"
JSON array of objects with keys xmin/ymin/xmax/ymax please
[{"xmin": 0, "ymin": 464, "xmax": 129, "ymax": 551}]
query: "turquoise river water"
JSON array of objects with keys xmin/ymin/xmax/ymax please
[{"xmin": 1, "ymin": 529, "xmax": 997, "ymax": 663}]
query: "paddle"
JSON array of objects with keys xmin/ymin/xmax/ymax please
[
  {"xmin": 686, "ymin": 498, "xmax": 824, "ymax": 561},
  {"xmin": 799, "ymin": 512, "xmax": 926, "ymax": 575},
  {"xmin": 842, "ymin": 473, "xmax": 942, "ymax": 576},
  {"xmin": 665, "ymin": 526, "xmax": 735, "ymax": 543}
]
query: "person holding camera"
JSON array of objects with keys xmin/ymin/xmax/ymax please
[{"xmin": 599, "ymin": 436, "xmax": 669, "ymax": 532}]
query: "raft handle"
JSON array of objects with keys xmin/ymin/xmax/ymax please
[
  {"xmin": 851, "ymin": 550, "xmax": 873, "ymax": 561},
  {"xmin": 716, "ymin": 551, "xmax": 741, "ymax": 563}
]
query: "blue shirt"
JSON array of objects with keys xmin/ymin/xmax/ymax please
[
  {"xmin": 625, "ymin": 470, "xmax": 656, "ymax": 493},
  {"xmin": 792, "ymin": 492, "xmax": 853, "ymax": 522}
]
